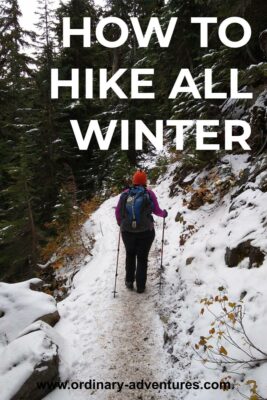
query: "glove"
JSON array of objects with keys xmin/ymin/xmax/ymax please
[{"xmin": 163, "ymin": 210, "xmax": 168, "ymax": 218}]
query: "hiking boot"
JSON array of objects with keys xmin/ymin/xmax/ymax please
[
  {"xmin": 136, "ymin": 287, "xmax": 145, "ymax": 294},
  {"xmin": 125, "ymin": 281, "xmax": 134, "ymax": 290}
]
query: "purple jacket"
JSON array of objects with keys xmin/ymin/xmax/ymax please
[{"xmin": 115, "ymin": 188, "xmax": 166, "ymax": 227}]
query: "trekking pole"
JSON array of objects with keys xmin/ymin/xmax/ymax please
[
  {"xmin": 159, "ymin": 217, "xmax": 166, "ymax": 295},
  {"xmin": 113, "ymin": 230, "xmax": 121, "ymax": 298}
]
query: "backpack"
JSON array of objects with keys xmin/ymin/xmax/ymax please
[{"xmin": 120, "ymin": 186, "xmax": 154, "ymax": 232}]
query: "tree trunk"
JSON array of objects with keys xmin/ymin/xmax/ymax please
[
  {"xmin": 24, "ymin": 180, "xmax": 37, "ymax": 266},
  {"xmin": 112, "ymin": 48, "xmax": 120, "ymax": 75}
]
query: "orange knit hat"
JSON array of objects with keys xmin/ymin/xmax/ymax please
[{"xmin": 132, "ymin": 170, "xmax": 147, "ymax": 186}]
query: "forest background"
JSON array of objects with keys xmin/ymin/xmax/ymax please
[{"xmin": 0, "ymin": 0, "xmax": 266, "ymax": 282}]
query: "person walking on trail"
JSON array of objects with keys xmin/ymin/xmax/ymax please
[{"xmin": 115, "ymin": 170, "xmax": 168, "ymax": 294}]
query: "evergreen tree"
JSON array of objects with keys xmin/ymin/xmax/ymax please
[
  {"xmin": 1, "ymin": 0, "xmax": 266, "ymax": 280},
  {"xmin": 32, "ymin": 0, "xmax": 59, "ymax": 223},
  {"xmin": 0, "ymin": 0, "xmax": 35, "ymax": 97},
  {"xmin": 97, "ymin": 0, "xmax": 165, "ymax": 167},
  {"xmin": 0, "ymin": 0, "xmax": 39, "ymax": 280},
  {"xmin": 53, "ymin": 0, "xmax": 101, "ymax": 198}
]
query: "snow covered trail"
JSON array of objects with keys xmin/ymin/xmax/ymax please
[
  {"xmin": 45, "ymin": 196, "xmax": 175, "ymax": 400},
  {"xmin": 44, "ymin": 155, "xmax": 267, "ymax": 400}
]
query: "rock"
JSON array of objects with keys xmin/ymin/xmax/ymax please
[
  {"xmin": 229, "ymin": 199, "xmax": 247, "ymax": 212},
  {"xmin": 181, "ymin": 172, "xmax": 198, "ymax": 187},
  {"xmin": 163, "ymin": 331, "xmax": 170, "ymax": 345},
  {"xmin": 170, "ymin": 166, "xmax": 198, "ymax": 196},
  {"xmin": 35, "ymin": 310, "xmax": 60, "ymax": 327},
  {"xmin": 237, "ymin": 168, "xmax": 250, "ymax": 186},
  {"xmin": 187, "ymin": 326, "xmax": 194, "ymax": 335},
  {"xmin": 258, "ymin": 172, "xmax": 267, "ymax": 192},
  {"xmin": 11, "ymin": 352, "xmax": 59, "ymax": 400},
  {"xmin": 216, "ymin": 179, "xmax": 235, "ymax": 197},
  {"xmin": 225, "ymin": 240, "xmax": 265, "ymax": 268},
  {"xmin": 37, "ymin": 265, "xmax": 57, "ymax": 292},
  {"xmin": 188, "ymin": 192, "xmax": 204, "ymax": 210},
  {"xmin": 240, "ymin": 291, "xmax": 248, "ymax": 301},
  {"xmin": 0, "ymin": 325, "xmax": 59, "ymax": 400},
  {"xmin": 186, "ymin": 257, "xmax": 194, "ymax": 266},
  {"xmin": 176, "ymin": 166, "xmax": 197, "ymax": 187},
  {"xmin": 175, "ymin": 212, "xmax": 184, "ymax": 223},
  {"xmin": 171, "ymin": 355, "xmax": 179, "ymax": 364},
  {"xmin": 30, "ymin": 279, "xmax": 44, "ymax": 292},
  {"xmin": 250, "ymin": 154, "xmax": 267, "ymax": 183},
  {"xmin": 0, "ymin": 279, "xmax": 59, "ymax": 342},
  {"xmin": 0, "ymin": 310, "xmax": 4, "ymax": 318},
  {"xmin": 259, "ymin": 30, "xmax": 267, "ymax": 57},
  {"xmin": 232, "ymin": 155, "xmax": 267, "ymax": 200}
]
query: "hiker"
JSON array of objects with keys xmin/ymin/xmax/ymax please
[{"xmin": 115, "ymin": 170, "xmax": 167, "ymax": 293}]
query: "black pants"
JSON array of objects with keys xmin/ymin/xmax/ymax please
[{"xmin": 121, "ymin": 229, "xmax": 155, "ymax": 290}]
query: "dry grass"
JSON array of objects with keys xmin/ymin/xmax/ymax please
[{"xmin": 40, "ymin": 196, "xmax": 102, "ymax": 270}]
